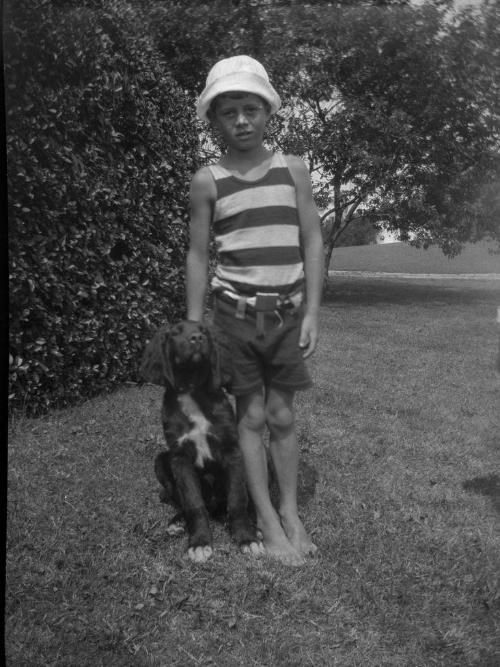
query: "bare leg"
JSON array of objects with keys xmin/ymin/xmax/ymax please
[
  {"xmin": 237, "ymin": 391, "xmax": 304, "ymax": 566},
  {"xmin": 266, "ymin": 388, "xmax": 317, "ymax": 556}
]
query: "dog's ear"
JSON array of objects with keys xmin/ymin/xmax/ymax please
[
  {"xmin": 140, "ymin": 327, "xmax": 174, "ymax": 388},
  {"xmin": 207, "ymin": 327, "xmax": 233, "ymax": 392},
  {"xmin": 206, "ymin": 327, "xmax": 222, "ymax": 392}
]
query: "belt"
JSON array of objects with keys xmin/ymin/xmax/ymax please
[{"xmin": 216, "ymin": 289, "xmax": 304, "ymax": 337}]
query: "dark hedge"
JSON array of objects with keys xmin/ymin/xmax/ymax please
[{"xmin": 7, "ymin": 0, "xmax": 199, "ymax": 415}]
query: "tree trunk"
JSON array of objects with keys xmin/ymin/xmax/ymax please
[{"xmin": 323, "ymin": 241, "xmax": 334, "ymax": 281}]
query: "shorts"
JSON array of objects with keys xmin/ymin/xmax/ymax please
[{"xmin": 213, "ymin": 295, "xmax": 312, "ymax": 396}]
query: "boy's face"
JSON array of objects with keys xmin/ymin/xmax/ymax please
[{"xmin": 211, "ymin": 92, "xmax": 271, "ymax": 152}]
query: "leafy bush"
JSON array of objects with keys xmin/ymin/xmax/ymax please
[
  {"xmin": 334, "ymin": 218, "xmax": 379, "ymax": 247},
  {"xmin": 7, "ymin": 0, "xmax": 199, "ymax": 415}
]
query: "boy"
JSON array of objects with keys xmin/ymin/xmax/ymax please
[{"xmin": 186, "ymin": 56, "xmax": 324, "ymax": 566}]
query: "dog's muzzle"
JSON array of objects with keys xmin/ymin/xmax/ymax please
[{"xmin": 189, "ymin": 332, "xmax": 206, "ymax": 362}]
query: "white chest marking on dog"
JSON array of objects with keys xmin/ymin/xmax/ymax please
[{"xmin": 177, "ymin": 393, "xmax": 214, "ymax": 467}]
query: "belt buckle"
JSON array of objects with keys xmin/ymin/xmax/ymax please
[{"xmin": 255, "ymin": 292, "xmax": 280, "ymax": 311}]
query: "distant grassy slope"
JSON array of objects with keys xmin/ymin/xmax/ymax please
[{"xmin": 330, "ymin": 241, "xmax": 500, "ymax": 274}]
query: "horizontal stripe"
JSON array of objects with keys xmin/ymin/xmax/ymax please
[
  {"xmin": 208, "ymin": 153, "xmax": 305, "ymax": 298},
  {"xmin": 216, "ymin": 224, "xmax": 300, "ymax": 253},
  {"xmin": 212, "ymin": 275, "xmax": 304, "ymax": 296},
  {"xmin": 220, "ymin": 246, "xmax": 303, "ymax": 267},
  {"xmin": 214, "ymin": 206, "xmax": 299, "ymax": 236},
  {"xmin": 213, "ymin": 184, "xmax": 296, "ymax": 222},
  {"xmin": 213, "ymin": 265, "xmax": 304, "ymax": 292},
  {"xmin": 215, "ymin": 166, "xmax": 295, "ymax": 199}
]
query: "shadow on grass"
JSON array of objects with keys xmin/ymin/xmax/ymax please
[
  {"xmin": 267, "ymin": 457, "xmax": 318, "ymax": 509},
  {"xmin": 324, "ymin": 277, "xmax": 500, "ymax": 307},
  {"xmin": 463, "ymin": 474, "xmax": 500, "ymax": 514}
]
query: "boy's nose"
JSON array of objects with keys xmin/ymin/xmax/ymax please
[{"xmin": 236, "ymin": 111, "xmax": 249, "ymax": 126}]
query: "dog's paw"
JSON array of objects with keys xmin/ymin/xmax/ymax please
[
  {"xmin": 241, "ymin": 540, "xmax": 265, "ymax": 557},
  {"xmin": 187, "ymin": 545, "xmax": 213, "ymax": 563},
  {"xmin": 166, "ymin": 520, "xmax": 185, "ymax": 536}
]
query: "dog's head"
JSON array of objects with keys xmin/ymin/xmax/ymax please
[{"xmin": 140, "ymin": 320, "xmax": 220, "ymax": 393}]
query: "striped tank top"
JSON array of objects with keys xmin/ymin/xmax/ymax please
[{"xmin": 208, "ymin": 152, "xmax": 304, "ymax": 297}]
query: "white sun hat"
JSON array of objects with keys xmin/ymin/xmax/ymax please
[{"xmin": 196, "ymin": 55, "xmax": 281, "ymax": 121}]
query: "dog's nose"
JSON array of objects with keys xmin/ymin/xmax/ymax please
[{"xmin": 190, "ymin": 332, "xmax": 204, "ymax": 346}]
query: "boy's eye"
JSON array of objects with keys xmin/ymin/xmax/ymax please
[{"xmin": 219, "ymin": 106, "xmax": 262, "ymax": 120}]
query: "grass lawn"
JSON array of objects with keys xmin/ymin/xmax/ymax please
[
  {"xmin": 7, "ymin": 277, "xmax": 500, "ymax": 666},
  {"xmin": 330, "ymin": 241, "xmax": 500, "ymax": 275}
]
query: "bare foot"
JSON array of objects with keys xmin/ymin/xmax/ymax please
[
  {"xmin": 264, "ymin": 538, "xmax": 305, "ymax": 566},
  {"xmin": 257, "ymin": 517, "xmax": 305, "ymax": 566},
  {"xmin": 280, "ymin": 512, "xmax": 317, "ymax": 556}
]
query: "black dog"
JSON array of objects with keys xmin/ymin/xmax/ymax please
[{"xmin": 140, "ymin": 320, "xmax": 262, "ymax": 562}]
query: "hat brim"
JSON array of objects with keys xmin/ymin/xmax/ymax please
[{"xmin": 196, "ymin": 72, "xmax": 281, "ymax": 121}]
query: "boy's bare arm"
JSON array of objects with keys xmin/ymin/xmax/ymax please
[
  {"xmin": 286, "ymin": 155, "xmax": 324, "ymax": 358},
  {"xmin": 186, "ymin": 168, "xmax": 213, "ymax": 322}
]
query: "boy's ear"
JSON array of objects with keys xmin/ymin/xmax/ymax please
[
  {"xmin": 206, "ymin": 97, "xmax": 219, "ymax": 124},
  {"xmin": 206, "ymin": 108, "xmax": 220, "ymax": 133}
]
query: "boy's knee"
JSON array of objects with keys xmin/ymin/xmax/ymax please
[
  {"xmin": 238, "ymin": 399, "xmax": 266, "ymax": 433},
  {"xmin": 266, "ymin": 402, "xmax": 295, "ymax": 435}
]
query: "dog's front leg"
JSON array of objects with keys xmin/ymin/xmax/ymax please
[
  {"xmin": 224, "ymin": 450, "xmax": 264, "ymax": 557},
  {"xmin": 170, "ymin": 455, "xmax": 213, "ymax": 563}
]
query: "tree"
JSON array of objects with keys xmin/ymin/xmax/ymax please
[
  {"xmin": 149, "ymin": 0, "xmax": 500, "ymax": 269},
  {"xmin": 435, "ymin": 0, "xmax": 500, "ymax": 248},
  {"xmin": 263, "ymin": 0, "xmax": 500, "ymax": 269}
]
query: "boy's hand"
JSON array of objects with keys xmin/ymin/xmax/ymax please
[{"xmin": 299, "ymin": 313, "xmax": 319, "ymax": 359}]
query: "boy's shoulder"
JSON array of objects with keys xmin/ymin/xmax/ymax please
[
  {"xmin": 282, "ymin": 153, "xmax": 308, "ymax": 172},
  {"xmin": 282, "ymin": 153, "xmax": 311, "ymax": 186},
  {"xmin": 190, "ymin": 165, "xmax": 216, "ymax": 201},
  {"xmin": 191, "ymin": 164, "xmax": 214, "ymax": 183}
]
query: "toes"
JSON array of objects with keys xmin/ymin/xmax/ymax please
[
  {"xmin": 241, "ymin": 541, "xmax": 265, "ymax": 557},
  {"xmin": 187, "ymin": 545, "xmax": 213, "ymax": 563},
  {"xmin": 285, "ymin": 550, "xmax": 306, "ymax": 567},
  {"xmin": 296, "ymin": 540, "xmax": 318, "ymax": 556},
  {"xmin": 306, "ymin": 542, "xmax": 318, "ymax": 555},
  {"xmin": 167, "ymin": 521, "xmax": 185, "ymax": 536},
  {"xmin": 261, "ymin": 544, "xmax": 305, "ymax": 566},
  {"xmin": 274, "ymin": 551, "xmax": 305, "ymax": 567}
]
